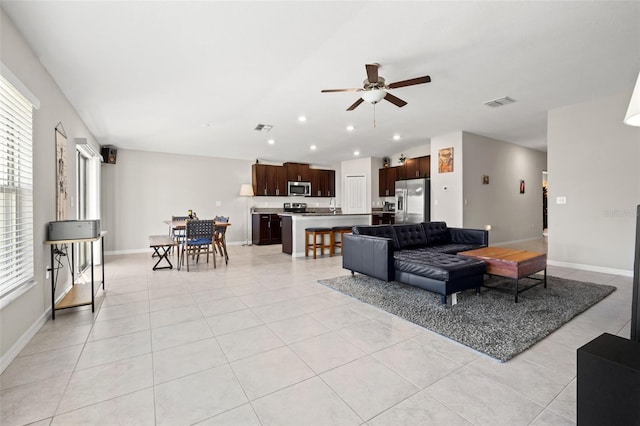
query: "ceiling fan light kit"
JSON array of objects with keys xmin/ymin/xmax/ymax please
[
  {"xmin": 361, "ymin": 90, "xmax": 386, "ymax": 104},
  {"xmin": 321, "ymin": 63, "xmax": 431, "ymax": 112}
]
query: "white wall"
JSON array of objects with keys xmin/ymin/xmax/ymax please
[
  {"xmin": 462, "ymin": 132, "xmax": 547, "ymax": 244},
  {"xmin": 548, "ymin": 91, "xmax": 640, "ymax": 273},
  {"xmin": 0, "ymin": 9, "xmax": 100, "ymax": 367},
  {"xmin": 430, "ymin": 132, "xmax": 464, "ymax": 226}
]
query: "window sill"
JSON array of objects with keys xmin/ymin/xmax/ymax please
[{"xmin": 0, "ymin": 280, "xmax": 37, "ymax": 310}]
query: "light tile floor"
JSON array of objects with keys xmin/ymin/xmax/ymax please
[{"xmin": 0, "ymin": 239, "xmax": 632, "ymax": 426}]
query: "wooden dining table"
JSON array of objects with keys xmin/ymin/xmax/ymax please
[{"xmin": 163, "ymin": 219, "xmax": 232, "ymax": 265}]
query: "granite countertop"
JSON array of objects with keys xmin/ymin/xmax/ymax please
[{"xmin": 279, "ymin": 212, "xmax": 372, "ymax": 217}]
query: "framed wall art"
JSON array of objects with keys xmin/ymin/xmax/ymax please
[{"xmin": 438, "ymin": 147, "xmax": 453, "ymax": 173}]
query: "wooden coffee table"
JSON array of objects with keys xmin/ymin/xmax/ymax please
[{"xmin": 458, "ymin": 247, "xmax": 547, "ymax": 303}]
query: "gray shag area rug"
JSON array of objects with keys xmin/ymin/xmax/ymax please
[{"xmin": 318, "ymin": 274, "xmax": 616, "ymax": 362}]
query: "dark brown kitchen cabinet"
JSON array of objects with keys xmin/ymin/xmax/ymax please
[
  {"xmin": 273, "ymin": 166, "xmax": 287, "ymax": 196},
  {"xmin": 252, "ymin": 164, "xmax": 287, "ymax": 196},
  {"xmin": 324, "ymin": 169, "xmax": 335, "ymax": 197},
  {"xmin": 379, "ymin": 167, "xmax": 398, "ymax": 197},
  {"xmin": 310, "ymin": 169, "xmax": 336, "ymax": 197},
  {"xmin": 404, "ymin": 156, "xmax": 430, "ymax": 178},
  {"xmin": 281, "ymin": 216, "xmax": 292, "ymax": 254},
  {"xmin": 372, "ymin": 212, "xmax": 395, "ymax": 225},
  {"xmin": 252, "ymin": 213, "xmax": 282, "ymax": 245},
  {"xmin": 252, "ymin": 164, "xmax": 268, "ymax": 196},
  {"xmin": 284, "ymin": 162, "xmax": 310, "ymax": 182},
  {"xmin": 400, "ymin": 156, "xmax": 431, "ymax": 180},
  {"xmin": 403, "ymin": 158, "xmax": 417, "ymax": 179}
]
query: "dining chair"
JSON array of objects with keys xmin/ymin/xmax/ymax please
[
  {"xmin": 213, "ymin": 216, "xmax": 230, "ymax": 265},
  {"xmin": 171, "ymin": 215, "xmax": 189, "ymax": 253},
  {"xmin": 182, "ymin": 219, "xmax": 216, "ymax": 271}
]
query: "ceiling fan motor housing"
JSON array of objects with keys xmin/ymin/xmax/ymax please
[{"xmin": 363, "ymin": 77, "xmax": 386, "ymax": 90}]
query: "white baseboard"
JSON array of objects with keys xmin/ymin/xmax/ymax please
[
  {"xmin": 0, "ymin": 280, "xmax": 73, "ymax": 374},
  {"xmin": 105, "ymin": 240, "xmax": 245, "ymax": 256},
  {"xmin": 546, "ymin": 260, "xmax": 633, "ymax": 277},
  {"xmin": 494, "ymin": 236, "xmax": 544, "ymax": 246},
  {"xmin": 0, "ymin": 309, "xmax": 48, "ymax": 374},
  {"xmin": 105, "ymin": 248, "xmax": 148, "ymax": 255}
]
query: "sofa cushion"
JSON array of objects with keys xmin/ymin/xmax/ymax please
[
  {"xmin": 391, "ymin": 224, "xmax": 427, "ymax": 250},
  {"xmin": 394, "ymin": 250, "xmax": 486, "ymax": 282},
  {"xmin": 352, "ymin": 225, "xmax": 397, "ymax": 247},
  {"xmin": 409, "ymin": 244, "xmax": 485, "ymax": 255},
  {"xmin": 422, "ymin": 221, "xmax": 451, "ymax": 245}
]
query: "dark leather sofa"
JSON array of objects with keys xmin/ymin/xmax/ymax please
[{"xmin": 342, "ymin": 222, "xmax": 488, "ymax": 304}]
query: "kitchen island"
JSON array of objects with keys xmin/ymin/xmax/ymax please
[{"xmin": 280, "ymin": 213, "xmax": 371, "ymax": 257}]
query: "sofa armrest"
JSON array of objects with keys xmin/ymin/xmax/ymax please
[
  {"xmin": 342, "ymin": 234, "xmax": 394, "ymax": 281},
  {"xmin": 449, "ymin": 228, "xmax": 488, "ymax": 246}
]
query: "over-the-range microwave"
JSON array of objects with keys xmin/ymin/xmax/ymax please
[{"xmin": 288, "ymin": 181, "xmax": 311, "ymax": 196}]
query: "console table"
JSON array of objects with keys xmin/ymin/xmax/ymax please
[{"xmin": 45, "ymin": 231, "xmax": 106, "ymax": 319}]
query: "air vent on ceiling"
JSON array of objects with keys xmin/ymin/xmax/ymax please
[
  {"xmin": 484, "ymin": 96, "xmax": 517, "ymax": 108},
  {"xmin": 254, "ymin": 124, "xmax": 273, "ymax": 132}
]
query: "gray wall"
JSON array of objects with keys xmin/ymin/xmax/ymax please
[
  {"xmin": 0, "ymin": 9, "xmax": 100, "ymax": 367},
  {"xmin": 102, "ymin": 149, "xmax": 251, "ymax": 252},
  {"xmin": 462, "ymin": 132, "xmax": 547, "ymax": 244},
  {"xmin": 548, "ymin": 91, "xmax": 640, "ymax": 273},
  {"xmin": 101, "ymin": 149, "xmax": 341, "ymax": 252}
]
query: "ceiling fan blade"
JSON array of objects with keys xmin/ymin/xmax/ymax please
[
  {"xmin": 346, "ymin": 98, "xmax": 364, "ymax": 111},
  {"xmin": 365, "ymin": 64, "xmax": 379, "ymax": 84},
  {"xmin": 384, "ymin": 93, "xmax": 407, "ymax": 108},
  {"xmin": 321, "ymin": 88, "xmax": 362, "ymax": 93},
  {"xmin": 388, "ymin": 75, "xmax": 431, "ymax": 89}
]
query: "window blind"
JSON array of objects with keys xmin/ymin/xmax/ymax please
[{"xmin": 0, "ymin": 73, "xmax": 34, "ymax": 299}]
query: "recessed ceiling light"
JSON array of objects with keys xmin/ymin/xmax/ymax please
[
  {"xmin": 267, "ymin": 139, "xmax": 275, "ymax": 145},
  {"xmin": 298, "ymin": 116, "xmax": 307, "ymax": 122},
  {"xmin": 393, "ymin": 134, "xmax": 401, "ymax": 141},
  {"xmin": 354, "ymin": 150, "xmax": 360, "ymax": 156},
  {"xmin": 310, "ymin": 145, "xmax": 317, "ymax": 150},
  {"xmin": 346, "ymin": 125, "xmax": 354, "ymax": 132}
]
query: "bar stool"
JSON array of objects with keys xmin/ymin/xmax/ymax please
[
  {"xmin": 305, "ymin": 227, "xmax": 333, "ymax": 259},
  {"xmin": 331, "ymin": 225, "xmax": 353, "ymax": 256}
]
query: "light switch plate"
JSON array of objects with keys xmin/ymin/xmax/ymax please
[{"xmin": 556, "ymin": 196, "xmax": 567, "ymax": 204}]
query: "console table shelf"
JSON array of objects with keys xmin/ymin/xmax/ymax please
[{"xmin": 55, "ymin": 282, "xmax": 95, "ymax": 310}]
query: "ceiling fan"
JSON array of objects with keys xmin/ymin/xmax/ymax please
[{"xmin": 321, "ymin": 63, "xmax": 431, "ymax": 111}]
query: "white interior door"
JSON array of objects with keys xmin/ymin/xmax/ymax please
[{"xmin": 344, "ymin": 175, "xmax": 367, "ymax": 213}]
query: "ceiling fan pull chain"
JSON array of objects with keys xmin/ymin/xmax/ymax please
[{"xmin": 373, "ymin": 103, "xmax": 376, "ymax": 128}]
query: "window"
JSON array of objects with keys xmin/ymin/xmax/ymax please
[{"xmin": 0, "ymin": 72, "xmax": 36, "ymax": 301}]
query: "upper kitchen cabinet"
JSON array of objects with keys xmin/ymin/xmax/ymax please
[
  {"xmin": 403, "ymin": 156, "xmax": 431, "ymax": 179},
  {"xmin": 252, "ymin": 164, "xmax": 287, "ymax": 196},
  {"xmin": 284, "ymin": 162, "xmax": 311, "ymax": 182},
  {"xmin": 310, "ymin": 169, "xmax": 336, "ymax": 197},
  {"xmin": 379, "ymin": 166, "xmax": 398, "ymax": 197}
]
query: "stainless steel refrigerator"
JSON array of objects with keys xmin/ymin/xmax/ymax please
[{"xmin": 395, "ymin": 178, "xmax": 430, "ymax": 224}]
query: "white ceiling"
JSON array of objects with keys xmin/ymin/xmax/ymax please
[{"xmin": 3, "ymin": 1, "xmax": 639, "ymax": 166}]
